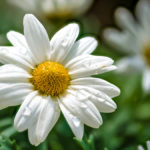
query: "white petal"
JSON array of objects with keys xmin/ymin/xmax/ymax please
[
  {"xmin": 0, "ymin": 83, "xmax": 33, "ymax": 110},
  {"xmin": 64, "ymin": 37, "xmax": 98, "ymax": 64},
  {"xmin": 59, "ymin": 100, "xmax": 84, "ymax": 140},
  {"xmin": 115, "ymin": 7, "xmax": 137, "ymax": 33},
  {"xmin": 138, "ymin": 146, "xmax": 144, "ymax": 150},
  {"xmin": 35, "ymin": 97, "xmax": 60, "ymax": 143},
  {"xmin": 0, "ymin": 64, "xmax": 31, "ymax": 83},
  {"xmin": 41, "ymin": 0, "xmax": 55, "ymax": 14},
  {"xmin": 66, "ymin": 55, "xmax": 116, "ymax": 79},
  {"xmin": 147, "ymin": 141, "xmax": 150, "ymax": 150},
  {"xmin": 142, "ymin": 68, "xmax": 150, "ymax": 92},
  {"xmin": 50, "ymin": 23, "xmax": 79, "ymax": 63},
  {"xmin": 69, "ymin": 86, "xmax": 117, "ymax": 113},
  {"xmin": 28, "ymin": 120, "xmax": 40, "ymax": 146},
  {"xmin": 41, "ymin": 0, "xmax": 92, "ymax": 16},
  {"xmin": 24, "ymin": 14, "xmax": 50, "ymax": 64},
  {"xmin": 7, "ymin": 32, "xmax": 36, "ymax": 65},
  {"xmin": 27, "ymin": 96, "xmax": 60, "ymax": 146},
  {"xmin": 136, "ymin": 0, "xmax": 150, "ymax": 31},
  {"xmin": 71, "ymin": 77, "xmax": 120, "ymax": 98},
  {"xmin": 7, "ymin": 31, "xmax": 28, "ymax": 49},
  {"xmin": 60, "ymin": 91, "xmax": 102, "ymax": 128},
  {"xmin": 69, "ymin": 0, "xmax": 93, "ymax": 15},
  {"xmin": 103, "ymin": 28, "xmax": 139, "ymax": 54},
  {"xmin": 0, "ymin": 47, "xmax": 34, "ymax": 71},
  {"xmin": 116, "ymin": 56, "xmax": 144, "ymax": 73},
  {"xmin": 8, "ymin": 0, "xmax": 36, "ymax": 12},
  {"xmin": 14, "ymin": 91, "xmax": 40, "ymax": 132}
]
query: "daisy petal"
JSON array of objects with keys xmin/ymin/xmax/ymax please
[
  {"xmin": 71, "ymin": 77, "xmax": 120, "ymax": 98},
  {"xmin": 147, "ymin": 141, "xmax": 150, "ymax": 150},
  {"xmin": 7, "ymin": 31, "xmax": 28, "ymax": 49},
  {"xmin": 0, "ymin": 83, "xmax": 33, "ymax": 110},
  {"xmin": 69, "ymin": 86, "xmax": 117, "ymax": 113},
  {"xmin": 142, "ymin": 69, "xmax": 150, "ymax": 92},
  {"xmin": 0, "ymin": 47, "xmax": 34, "ymax": 71},
  {"xmin": 138, "ymin": 146, "xmax": 144, "ymax": 150},
  {"xmin": 136, "ymin": 0, "xmax": 150, "ymax": 31},
  {"xmin": 64, "ymin": 37, "xmax": 98, "ymax": 64},
  {"xmin": 8, "ymin": 0, "xmax": 36, "ymax": 12},
  {"xmin": 66, "ymin": 55, "xmax": 115, "ymax": 79},
  {"xmin": 28, "ymin": 121, "xmax": 40, "ymax": 146},
  {"xmin": 6, "ymin": 31, "xmax": 36, "ymax": 65},
  {"xmin": 103, "ymin": 28, "xmax": 139, "ymax": 54},
  {"xmin": 61, "ymin": 91, "xmax": 102, "ymax": 128},
  {"xmin": 115, "ymin": 7, "xmax": 137, "ymax": 33},
  {"xmin": 116, "ymin": 56, "xmax": 144, "ymax": 73},
  {"xmin": 27, "ymin": 96, "xmax": 60, "ymax": 146},
  {"xmin": 59, "ymin": 101, "xmax": 84, "ymax": 140},
  {"xmin": 14, "ymin": 91, "xmax": 40, "ymax": 132},
  {"xmin": 0, "ymin": 64, "xmax": 31, "ymax": 83},
  {"xmin": 35, "ymin": 97, "xmax": 60, "ymax": 143},
  {"xmin": 70, "ymin": 0, "xmax": 93, "ymax": 15},
  {"xmin": 24, "ymin": 14, "xmax": 50, "ymax": 63},
  {"xmin": 50, "ymin": 23, "xmax": 79, "ymax": 63}
]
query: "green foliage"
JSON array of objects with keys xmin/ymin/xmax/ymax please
[
  {"xmin": 74, "ymin": 135, "xmax": 95, "ymax": 150},
  {"xmin": 0, "ymin": 136, "xmax": 16, "ymax": 150}
]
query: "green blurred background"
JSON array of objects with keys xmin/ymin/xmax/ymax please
[{"xmin": 0, "ymin": 0, "xmax": 150, "ymax": 150}]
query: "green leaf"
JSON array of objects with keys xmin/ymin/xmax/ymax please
[
  {"xmin": 0, "ymin": 135, "xmax": 16, "ymax": 150},
  {"xmin": 74, "ymin": 134, "xmax": 95, "ymax": 150},
  {"xmin": 1, "ymin": 127, "xmax": 17, "ymax": 138},
  {"xmin": 0, "ymin": 118, "xmax": 12, "ymax": 129}
]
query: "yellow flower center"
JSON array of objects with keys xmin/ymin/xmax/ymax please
[
  {"xmin": 31, "ymin": 61, "xmax": 70, "ymax": 96},
  {"xmin": 144, "ymin": 46, "xmax": 150, "ymax": 66}
]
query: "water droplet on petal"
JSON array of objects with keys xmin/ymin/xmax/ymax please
[
  {"xmin": 23, "ymin": 107, "xmax": 31, "ymax": 116},
  {"xmin": 80, "ymin": 103, "xmax": 87, "ymax": 109},
  {"xmin": 72, "ymin": 116, "xmax": 81, "ymax": 127}
]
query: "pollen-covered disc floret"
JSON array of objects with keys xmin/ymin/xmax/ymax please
[{"xmin": 32, "ymin": 61, "xmax": 70, "ymax": 96}]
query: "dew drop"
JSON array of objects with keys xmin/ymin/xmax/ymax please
[
  {"xmin": 23, "ymin": 107, "xmax": 31, "ymax": 116},
  {"xmin": 80, "ymin": 103, "xmax": 87, "ymax": 109},
  {"xmin": 72, "ymin": 117, "xmax": 81, "ymax": 127}
]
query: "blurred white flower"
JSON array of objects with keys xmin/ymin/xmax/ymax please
[
  {"xmin": 138, "ymin": 141, "xmax": 150, "ymax": 150},
  {"xmin": 0, "ymin": 14, "xmax": 120, "ymax": 146},
  {"xmin": 8, "ymin": 0, "xmax": 93, "ymax": 18},
  {"xmin": 104, "ymin": 0, "xmax": 150, "ymax": 92}
]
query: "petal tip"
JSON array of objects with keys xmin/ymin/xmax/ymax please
[
  {"xmin": 91, "ymin": 37, "xmax": 98, "ymax": 47},
  {"xmin": 67, "ymin": 23, "xmax": 80, "ymax": 31},
  {"xmin": 23, "ymin": 14, "xmax": 37, "ymax": 25},
  {"xmin": 75, "ymin": 135, "xmax": 83, "ymax": 141},
  {"xmin": 24, "ymin": 14, "xmax": 35, "ymax": 19},
  {"xmin": 115, "ymin": 7, "xmax": 128, "ymax": 18},
  {"xmin": 112, "ymin": 65, "xmax": 117, "ymax": 70}
]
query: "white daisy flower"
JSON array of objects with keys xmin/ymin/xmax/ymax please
[
  {"xmin": 0, "ymin": 14, "xmax": 120, "ymax": 146},
  {"xmin": 138, "ymin": 141, "xmax": 150, "ymax": 150},
  {"xmin": 104, "ymin": 0, "xmax": 150, "ymax": 92},
  {"xmin": 8, "ymin": 0, "xmax": 93, "ymax": 18}
]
